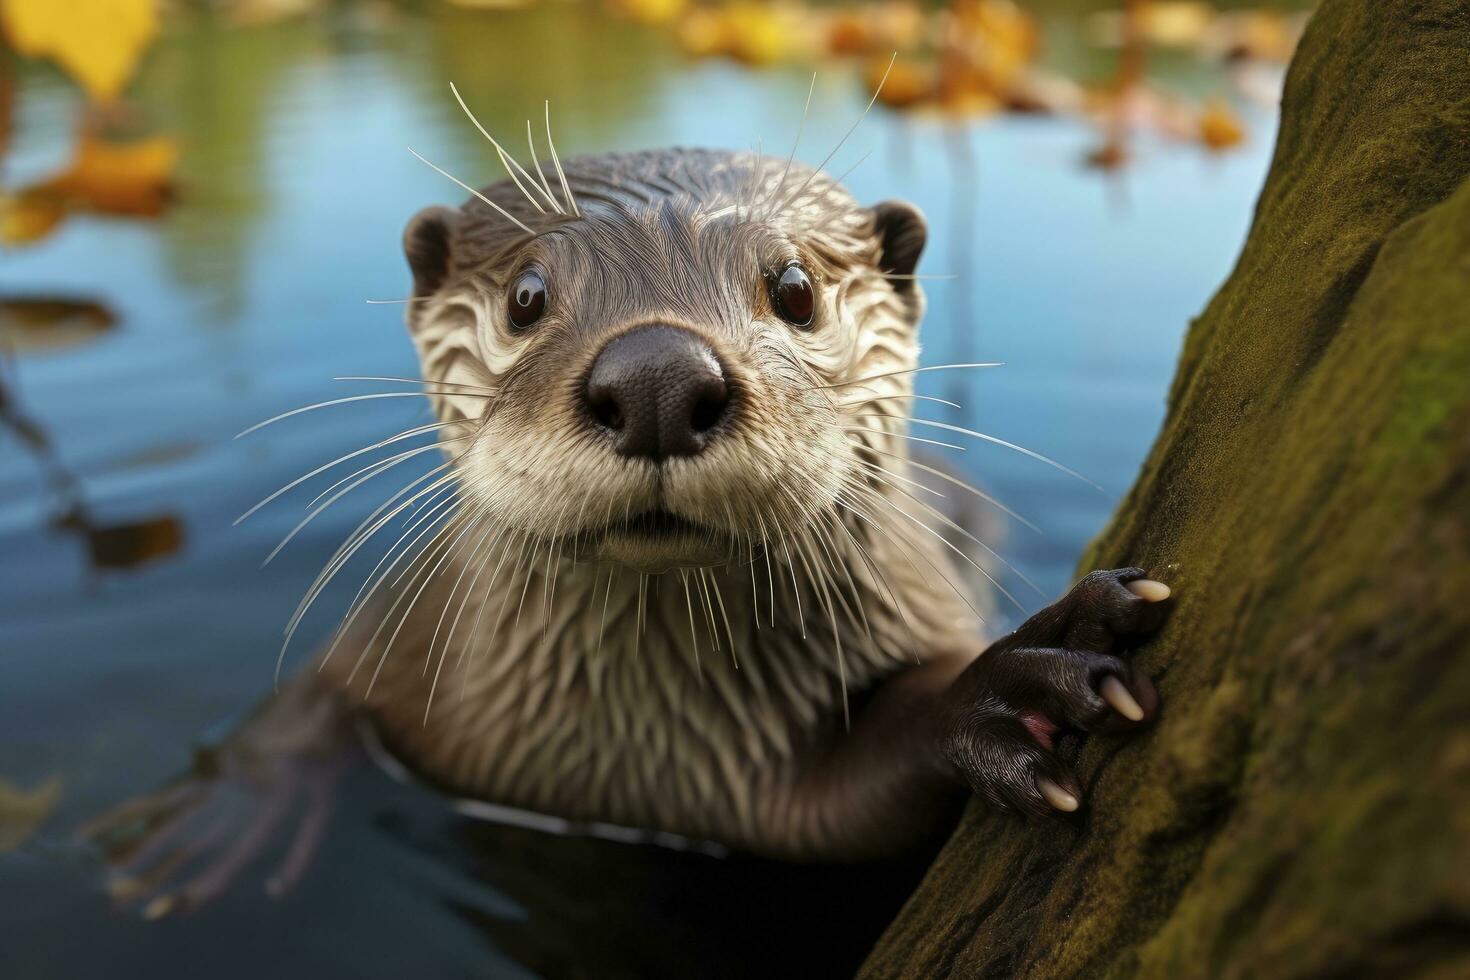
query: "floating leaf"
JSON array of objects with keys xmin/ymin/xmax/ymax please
[
  {"xmin": 48, "ymin": 133, "xmax": 177, "ymax": 217},
  {"xmin": 0, "ymin": 0, "xmax": 158, "ymax": 102},
  {"xmin": 78, "ymin": 513, "xmax": 184, "ymax": 570},
  {"xmin": 0, "ymin": 775, "xmax": 61, "ymax": 853},
  {"xmin": 0, "ymin": 187, "xmax": 65, "ymax": 244},
  {"xmin": 0, "ymin": 296, "xmax": 116, "ymax": 352},
  {"xmin": 1199, "ymin": 97, "xmax": 1245, "ymax": 150},
  {"xmin": 1, "ymin": 133, "xmax": 176, "ymax": 246}
]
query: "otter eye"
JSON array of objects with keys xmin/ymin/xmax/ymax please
[
  {"xmin": 771, "ymin": 264, "xmax": 814, "ymax": 328},
  {"xmin": 508, "ymin": 270, "xmax": 547, "ymax": 331}
]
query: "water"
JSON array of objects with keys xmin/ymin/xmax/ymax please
[{"xmin": 1, "ymin": 4, "xmax": 1285, "ymax": 977}]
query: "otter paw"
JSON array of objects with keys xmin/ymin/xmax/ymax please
[
  {"xmin": 939, "ymin": 568, "xmax": 1170, "ymax": 817},
  {"xmin": 80, "ymin": 750, "xmax": 343, "ymax": 918}
]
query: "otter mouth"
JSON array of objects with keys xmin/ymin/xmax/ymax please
[
  {"xmin": 568, "ymin": 506, "xmax": 732, "ymax": 570},
  {"xmin": 608, "ymin": 508, "xmax": 710, "ymax": 540}
]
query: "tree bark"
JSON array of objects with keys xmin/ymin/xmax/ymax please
[{"xmin": 861, "ymin": 1, "xmax": 1470, "ymax": 976}]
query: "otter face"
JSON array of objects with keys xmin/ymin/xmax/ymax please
[{"xmin": 401, "ymin": 150, "xmax": 926, "ymax": 573}]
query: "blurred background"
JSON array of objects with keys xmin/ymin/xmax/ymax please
[{"xmin": 0, "ymin": 1, "xmax": 1310, "ymax": 977}]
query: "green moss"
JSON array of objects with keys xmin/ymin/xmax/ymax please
[{"xmin": 861, "ymin": 1, "xmax": 1470, "ymax": 976}]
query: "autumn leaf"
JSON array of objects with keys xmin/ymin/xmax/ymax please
[
  {"xmin": 0, "ymin": 187, "xmax": 65, "ymax": 244},
  {"xmin": 48, "ymin": 133, "xmax": 177, "ymax": 216},
  {"xmin": 0, "ymin": 775, "xmax": 60, "ymax": 853},
  {"xmin": 1, "ymin": 133, "xmax": 176, "ymax": 246},
  {"xmin": 1199, "ymin": 97, "xmax": 1245, "ymax": 150},
  {"xmin": 0, "ymin": 0, "xmax": 158, "ymax": 102}
]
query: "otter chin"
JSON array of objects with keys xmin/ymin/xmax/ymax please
[{"xmin": 89, "ymin": 136, "xmax": 1171, "ymax": 909}]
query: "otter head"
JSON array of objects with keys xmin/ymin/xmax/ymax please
[{"xmin": 401, "ymin": 149, "xmax": 926, "ymax": 573}]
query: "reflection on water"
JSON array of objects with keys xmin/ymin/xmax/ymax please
[{"xmin": 2, "ymin": 3, "xmax": 1296, "ymax": 977}]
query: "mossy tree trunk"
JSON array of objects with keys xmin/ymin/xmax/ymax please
[{"xmin": 862, "ymin": 1, "xmax": 1470, "ymax": 976}]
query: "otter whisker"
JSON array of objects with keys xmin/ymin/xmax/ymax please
[
  {"xmin": 543, "ymin": 100, "xmax": 580, "ymax": 217},
  {"xmin": 829, "ymin": 509, "xmax": 921, "ymax": 664},
  {"xmin": 236, "ymin": 393, "xmax": 464, "ymax": 441},
  {"xmin": 708, "ymin": 569, "xmax": 738, "ymax": 668},
  {"xmin": 837, "ymin": 392, "xmax": 962, "ymax": 411},
  {"xmin": 338, "ymin": 497, "xmax": 463, "ymax": 686},
  {"xmin": 753, "ymin": 509, "xmax": 775, "ymax": 629},
  {"xmin": 807, "ymin": 362, "xmax": 1004, "ymax": 393},
  {"xmin": 460, "ymin": 533, "xmax": 536, "ymax": 703},
  {"xmin": 780, "ymin": 536, "xmax": 805, "ymax": 639},
  {"xmin": 807, "ymin": 509, "xmax": 878, "ymax": 667},
  {"xmin": 333, "ymin": 376, "xmax": 500, "ymax": 395},
  {"xmin": 236, "ymin": 417, "xmax": 458, "ymax": 528},
  {"xmin": 439, "ymin": 523, "xmax": 511, "ymax": 683},
  {"xmin": 771, "ymin": 52, "xmax": 895, "ymax": 217},
  {"xmin": 842, "ymin": 426, "xmax": 965, "ymax": 453},
  {"xmin": 680, "ymin": 569, "xmax": 703, "ymax": 683},
  {"xmin": 303, "ymin": 437, "xmax": 469, "ymax": 512},
  {"xmin": 448, "ymin": 82, "xmax": 558, "ymax": 215},
  {"xmin": 525, "ymin": 119, "xmax": 562, "ymax": 216},
  {"xmin": 850, "ymin": 479, "xmax": 1026, "ymax": 613},
  {"xmin": 855, "ymin": 412, "xmax": 1103, "ymax": 491},
  {"xmin": 694, "ymin": 568, "xmax": 721, "ymax": 655},
  {"xmin": 365, "ymin": 296, "xmax": 433, "ymax": 305},
  {"xmin": 454, "ymin": 530, "xmax": 525, "ymax": 683},
  {"xmin": 596, "ymin": 564, "xmax": 616, "ymax": 659},
  {"xmin": 791, "ymin": 532, "xmax": 850, "ymax": 730},
  {"xmin": 858, "ymin": 464, "xmax": 1041, "ymax": 599},
  {"xmin": 426, "ymin": 519, "xmax": 502, "ymax": 678},
  {"xmin": 263, "ymin": 435, "xmax": 466, "ymax": 567},
  {"xmin": 423, "ymin": 521, "xmax": 503, "ymax": 723},
  {"xmin": 514, "ymin": 539, "xmax": 548, "ymax": 633},
  {"xmin": 356, "ymin": 510, "xmax": 475, "ymax": 696},
  {"xmin": 635, "ymin": 573, "xmax": 647, "ymax": 658},
  {"xmin": 316, "ymin": 484, "xmax": 464, "ymax": 673},
  {"xmin": 862, "ymin": 446, "xmax": 1041, "ymax": 534},
  {"xmin": 834, "ymin": 491, "xmax": 984, "ymax": 623},
  {"xmin": 407, "ymin": 147, "xmax": 536, "ymax": 236},
  {"xmin": 288, "ymin": 465, "xmax": 462, "ymax": 655},
  {"xmin": 760, "ymin": 72, "xmax": 817, "ymax": 218},
  {"xmin": 850, "ymin": 456, "xmax": 944, "ymax": 498}
]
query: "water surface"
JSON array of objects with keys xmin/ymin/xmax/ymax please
[{"xmin": 1, "ymin": 5, "xmax": 1285, "ymax": 976}]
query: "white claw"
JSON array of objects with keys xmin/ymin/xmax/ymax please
[
  {"xmin": 1127, "ymin": 579, "xmax": 1171, "ymax": 602},
  {"xmin": 1037, "ymin": 777, "xmax": 1079, "ymax": 812},
  {"xmin": 1100, "ymin": 675, "xmax": 1145, "ymax": 721}
]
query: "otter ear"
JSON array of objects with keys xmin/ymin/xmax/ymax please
[
  {"xmin": 870, "ymin": 200, "xmax": 927, "ymax": 292},
  {"xmin": 403, "ymin": 205, "xmax": 461, "ymax": 297}
]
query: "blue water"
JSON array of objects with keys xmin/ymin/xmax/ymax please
[{"xmin": 0, "ymin": 6, "xmax": 1282, "ymax": 976}]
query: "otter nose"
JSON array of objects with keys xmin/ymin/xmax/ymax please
[{"xmin": 585, "ymin": 325, "xmax": 731, "ymax": 461}]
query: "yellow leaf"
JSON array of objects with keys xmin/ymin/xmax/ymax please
[
  {"xmin": 0, "ymin": 187, "xmax": 65, "ymax": 245},
  {"xmin": 1199, "ymin": 97, "xmax": 1245, "ymax": 150},
  {"xmin": 49, "ymin": 133, "xmax": 177, "ymax": 216},
  {"xmin": 0, "ymin": 0, "xmax": 157, "ymax": 102}
]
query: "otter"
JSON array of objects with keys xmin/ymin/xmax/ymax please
[{"xmin": 87, "ymin": 139, "xmax": 1169, "ymax": 909}]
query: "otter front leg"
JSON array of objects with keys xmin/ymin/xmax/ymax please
[
  {"xmin": 940, "ymin": 567, "xmax": 1170, "ymax": 815},
  {"xmin": 81, "ymin": 672, "xmax": 361, "ymax": 915}
]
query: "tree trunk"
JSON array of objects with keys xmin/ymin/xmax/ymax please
[{"xmin": 861, "ymin": 1, "xmax": 1470, "ymax": 976}]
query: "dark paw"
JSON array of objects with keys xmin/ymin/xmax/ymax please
[{"xmin": 940, "ymin": 568, "xmax": 1171, "ymax": 817}]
